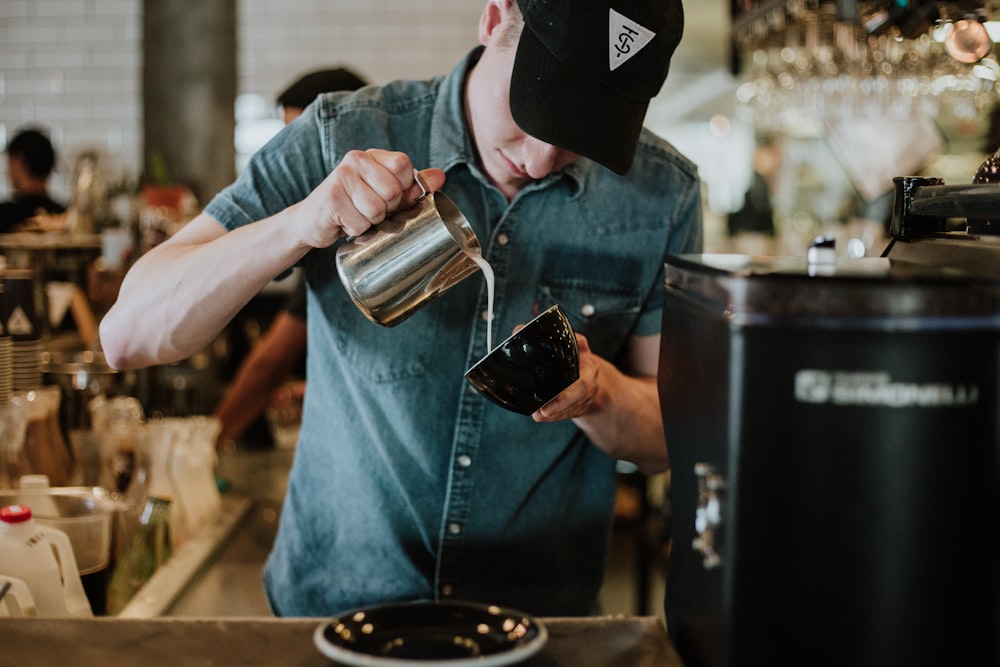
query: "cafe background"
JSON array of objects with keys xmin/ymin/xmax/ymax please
[
  {"xmin": 1, "ymin": 0, "xmax": 999, "ymax": 622},
  {"xmin": 2, "ymin": 0, "xmax": 998, "ymax": 253}
]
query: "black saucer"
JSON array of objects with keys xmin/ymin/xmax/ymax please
[{"xmin": 313, "ymin": 599, "xmax": 547, "ymax": 665}]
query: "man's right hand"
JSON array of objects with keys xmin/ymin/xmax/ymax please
[{"xmin": 292, "ymin": 149, "xmax": 446, "ymax": 249}]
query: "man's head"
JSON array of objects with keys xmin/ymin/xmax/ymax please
[
  {"xmin": 6, "ymin": 128, "xmax": 57, "ymax": 187},
  {"xmin": 508, "ymin": 0, "xmax": 685, "ymax": 175},
  {"xmin": 277, "ymin": 67, "xmax": 368, "ymax": 123}
]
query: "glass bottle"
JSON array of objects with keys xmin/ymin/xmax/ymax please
[
  {"xmin": 105, "ymin": 422, "xmax": 177, "ymax": 615},
  {"xmin": 105, "ymin": 492, "xmax": 172, "ymax": 615}
]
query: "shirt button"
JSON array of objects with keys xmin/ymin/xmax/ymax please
[
  {"xmin": 441, "ymin": 584, "xmax": 454, "ymax": 597},
  {"xmin": 497, "ymin": 233, "xmax": 509, "ymax": 246},
  {"xmin": 581, "ymin": 303, "xmax": 596, "ymax": 317},
  {"xmin": 457, "ymin": 454, "xmax": 472, "ymax": 467},
  {"xmin": 448, "ymin": 522, "xmax": 462, "ymax": 535}
]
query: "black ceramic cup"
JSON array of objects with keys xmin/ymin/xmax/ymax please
[{"xmin": 464, "ymin": 304, "xmax": 580, "ymax": 414}]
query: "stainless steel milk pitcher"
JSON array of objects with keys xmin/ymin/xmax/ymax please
[{"xmin": 335, "ymin": 172, "xmax": 482, "ymax": 326}]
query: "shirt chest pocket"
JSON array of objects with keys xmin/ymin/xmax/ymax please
[
  {"xmin": 308, "ymin": 251, "xmax": 432, "ymax": 383},
  {"xmin": 535, "ymin": 250, "xmax": 644, "ymax": 362}
]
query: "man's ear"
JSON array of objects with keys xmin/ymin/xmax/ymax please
[{"xmin": 478, "ymin": 0, "xmax": 512, "ymax": 46}]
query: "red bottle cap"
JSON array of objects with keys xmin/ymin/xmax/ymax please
[{"xmin": 0, "ymin": 505, "xmax": 32, "ymax": 523}]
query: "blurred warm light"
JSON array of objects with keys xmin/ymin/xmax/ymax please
[
  {"xmin": 945, "ymin": 19, "xmax": 994, "ymax": 64},
  {"xmin": 709, "ymin": 114, "xmax": 731, "ymax": 138}
]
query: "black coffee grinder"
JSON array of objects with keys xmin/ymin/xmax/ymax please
[{"xmin": 659, "ymin": 161, "xmax": 1000, "ymax": 666}]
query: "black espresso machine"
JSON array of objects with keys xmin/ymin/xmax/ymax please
[{"xmin": 659, "ymin": 164, "xmax": 1000, "ymax": 666}]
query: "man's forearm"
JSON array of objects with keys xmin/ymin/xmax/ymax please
[{"xmin": 100, "ymin": 212, "xmax": 309, "ymax": 369}]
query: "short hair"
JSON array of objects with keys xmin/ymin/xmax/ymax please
[
  {"xmin": 498, "ymin": 0, "xmax": 524, "ymax": 49},
  {"xmin": 6, "ymin": 128, "xmax": 57, "ymax": 179},
  {"xmin": 276, "ymin": 68, "xmax": 368, "ymax": 110}
]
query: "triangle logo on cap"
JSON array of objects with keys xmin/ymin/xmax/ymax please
[{"xmin": 608, "ymin": 8, "xmax": 656, "ymax": 72}]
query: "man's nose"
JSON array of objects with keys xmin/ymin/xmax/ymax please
[{"xmin": 523, "ymin": 138, "xmax": 572, "ymax": 179}]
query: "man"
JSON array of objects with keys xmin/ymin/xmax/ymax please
[
  {"xmin": 0, "ymin": 127, "xmax": 66, "ymax": 232},
  {"xmin": 100, "ymin": 0, "xmax": 701, "ymax": 617},
  {"xmin": 214, "ymin": 67, "xmax": 368, "ymax": 448}
]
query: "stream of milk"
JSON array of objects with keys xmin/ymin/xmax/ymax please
[{"xmin": 468, "ymin": 254, "xmax": 495, "ymax": 354}]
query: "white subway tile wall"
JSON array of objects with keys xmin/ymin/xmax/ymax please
[
  {"xmin": 0, "ymin": 0, "xmax": 141, "ymax": 201},
  {"xmin": 0, "ymin": 0, "xmax": 483, "ymax": 203}
]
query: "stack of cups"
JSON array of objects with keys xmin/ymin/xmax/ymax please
[
  {"xmin": 0, "ymin": 331, "xmax": 11, "ymax": 404},
  {"xmin": 0, "ymin": 269, "xmax": 43, "ymax": 392}
]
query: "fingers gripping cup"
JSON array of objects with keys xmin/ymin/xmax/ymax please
[
  {"xmin": 465, "ymin": 305, "xmax": 580, "ymax": 415},
  {"xmin": 336, "ymin": 172, "xmax": 483, "ymax": 327}
]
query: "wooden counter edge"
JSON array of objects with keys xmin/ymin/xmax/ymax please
[{"xmin": 1, "ymin": 614, "xmax": 684, "ymax": 667}]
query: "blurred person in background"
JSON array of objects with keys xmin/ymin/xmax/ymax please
[
  {"xmin": 277, "ymin": 67, "xmax": 368, "ymax": 124},
  {"xmin": 0, "ymin": 127, "xmax": 66, "ymax": 232},
  {"xmin": 214, "ymin": 67, "xmax": 368, "ymax": 449},
  {"xmin": 727, "ymin": 137, "xmax": 778, "ymax": 239}
]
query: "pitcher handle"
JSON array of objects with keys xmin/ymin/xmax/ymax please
[{"xmin": 413, "ymin": 168, "xmax": 431, "ymax": 202}]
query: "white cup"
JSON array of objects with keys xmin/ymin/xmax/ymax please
[{"xmin": 101, "ymin": 228, "xmax": 134, "ymax": 270}]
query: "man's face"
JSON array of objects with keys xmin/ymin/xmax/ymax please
[
  {"xmin": 466, "ymin": 11, "xmax": 578, "ymax": 200},
  {"xmin": 7, "ymin": 152, "xmax": 29, "ymax": 192},
  {"xmin": 282, "ymin": 106, "xmax": 305, "ymax": 125}
]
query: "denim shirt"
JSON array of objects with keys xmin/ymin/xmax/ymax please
[{"xmin": 205, "ymin": 48, "xmax": 702, "ymax": 617}]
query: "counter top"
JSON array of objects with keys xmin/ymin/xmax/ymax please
[
  {"xmin": 0, "ymin": 231, "xmax": 101, "ymax": 249},
  {"xmin": 2, "ymin": 615, "xmax": 683, "ymax": 666}
]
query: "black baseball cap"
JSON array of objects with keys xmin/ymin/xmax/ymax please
[{"xmin": 509, "ymin": 0, "xmax": 684, "ymax": 175}]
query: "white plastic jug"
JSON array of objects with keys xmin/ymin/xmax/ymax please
[{"xmin": 0, "ymin": 504, "xmax": 92, "ymax": 617}]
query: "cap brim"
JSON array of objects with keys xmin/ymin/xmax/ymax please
[{"xmin": 509, "ymin": 24, "xmax": 649, "ymax": 176}]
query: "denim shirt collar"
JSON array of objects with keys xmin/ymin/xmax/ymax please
[{"xmin": 430, "ymin": 47, "xmax": 587, "ymax": 202}]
